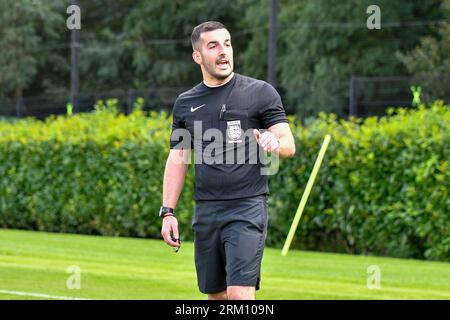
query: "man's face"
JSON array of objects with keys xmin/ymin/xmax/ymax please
[{"xmin": 195, "ymin": 28, "xmax": 234, "ymax": 80}]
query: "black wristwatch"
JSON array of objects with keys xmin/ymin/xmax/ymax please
[{"xmin": 159, "ymin": 206, "xmax": 175, "ymax": 218}]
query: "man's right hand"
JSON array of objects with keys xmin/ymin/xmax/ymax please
[{"xmin": 161, "ymin": 216, "xmax": 180, "ymax": 248}]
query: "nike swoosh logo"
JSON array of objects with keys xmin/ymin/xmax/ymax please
[{"xmin": 190, "ymin": 104, "xmax": 206, "ymax": 112}]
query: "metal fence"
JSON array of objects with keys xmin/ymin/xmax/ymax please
[
  {"xmin": 0, "ymin": 87, "xmax": 191, "ymax": 120},
  {"xmin": 349, "ymin": 75, "xmax": 450, "ymax": 117},
  {"xmin": 1, "ymin": 75, "xmax": 449, "ymax": 120}
]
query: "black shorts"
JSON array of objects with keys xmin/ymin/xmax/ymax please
[{"xmin": 192, "ymin": 194, "xmax": 268, "ymax": 294}]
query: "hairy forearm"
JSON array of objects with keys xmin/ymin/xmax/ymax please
[
  {"xmin": 277, "ymin": 135, "xmax": 296, "ymax": 158},
  {"xmin": 162, "ymin": 151, "xmax": 189, "ymax": 208}
]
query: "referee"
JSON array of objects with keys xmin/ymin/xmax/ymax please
[{"xmin": 160, "ymin": 21, "xmax": 296, "ymax": 300}]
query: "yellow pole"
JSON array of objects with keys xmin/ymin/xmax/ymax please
[{"xmin": 281, "ymin": 134, "xmax": 331, "ymax": 256}]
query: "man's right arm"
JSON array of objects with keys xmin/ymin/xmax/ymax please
[{"xmin": 161, "ymin": 149, "xmax": 190, "ymax": 248}]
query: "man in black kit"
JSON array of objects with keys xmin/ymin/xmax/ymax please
[{"xmin": 160, "ymin": 21, "xmax": 296, "ymax": 300}]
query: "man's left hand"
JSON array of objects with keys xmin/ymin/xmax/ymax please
[{"xmin": 253, "ymin": 129, "xmax": 280, "ymax": 153}]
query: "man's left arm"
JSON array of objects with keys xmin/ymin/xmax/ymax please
[
  {"xmin": 253, "ymin": 82, "xmax": 295, "ymax": 158},
  {"xmin": 254, "ymin": 123, "xmax": 296, "ymax": 158}
]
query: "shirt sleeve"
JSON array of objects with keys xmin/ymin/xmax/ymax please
[
  {"xmin": 259, "ymin": 82, "xmax": 289, "ymax": 129},
  {"xmin": 169, "ymin": 98, "xmax": 191, "ymax": 149}
]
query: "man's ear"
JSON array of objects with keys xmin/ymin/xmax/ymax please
[{"xmin": 192, "ymin": 51, "xmax": 202, "ymax": 65}]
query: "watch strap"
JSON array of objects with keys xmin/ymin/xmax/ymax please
[{"xmin": 159, "ymin": 206, "xmax": 175, "ymax": 218}]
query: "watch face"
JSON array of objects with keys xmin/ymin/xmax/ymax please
[{"xmin": 159, "ymin": 207, "xmax": 173, "ymax": 217}]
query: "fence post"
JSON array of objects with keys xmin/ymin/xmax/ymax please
[
  {"xmin": 349, "ymin": 76, "xmax": 358, "ymax": 117},
  {"xmin": 267, "ymin": 0, "xmax": 278, "ymax": 87},
  {"xmin": 127, "ymin": 89, "xmax": 135, "ymax": 115},
  {"xmin": 16, "ymin": 96, "xmax": 24, "ymax": 118},
  {"xmin": 70, "ymin": 0, "xmax": 80, "ymax": 114}
]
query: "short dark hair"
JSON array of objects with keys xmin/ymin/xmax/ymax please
[{"xmin": 191, "ymin": 21, "xmax": 228, "ymax": 51}]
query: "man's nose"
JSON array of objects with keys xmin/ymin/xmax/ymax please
[{"xmin": 217, "ymin": 44, "xmax": 225, "ymax": 54}]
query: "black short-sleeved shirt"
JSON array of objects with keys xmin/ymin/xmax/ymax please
[{"xmin": 170, "ymin": 73, "xmax": 288, "ymax": 201}]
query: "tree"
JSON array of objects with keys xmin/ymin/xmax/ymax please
[
  {"xmin": 396, "ymin": 0, "xmax": 450, "ymax": 102},
  {"xmin": 1, "ymin": 0, "xmax": 447, "ymax": 117},
  {"xmin": 121, "ymin": 0, "xmax": 244, "ymax": 88},
  {"xmin": 0, "ymin": 0, "xmax": 65, "ymax": 99},
  {"xmin": 239, "ymin": 0, "xmax": 445, "ymax": 117},
  {"xmin": 397, "ymin": 0, "xmax": 450, "ymax": 75},
  {"xmin": 76, "ymin": 0, "xmax": 137, "ymax": 92},
  {"xmin": 76, "ymin": 0, "xmax": 247, "ymax": 92}
]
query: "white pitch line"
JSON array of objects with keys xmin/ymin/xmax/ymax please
[{"xmin": 0, "ymin": 289, "xmax": 92, "ymax": 300}]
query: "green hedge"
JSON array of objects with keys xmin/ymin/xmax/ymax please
[
  {"xmin": 0, "ymin": 100, "xmax": 448, "ymax": 261},
  {"xmin": 272, "ymin": 101, "xmax": 449, "ymax": 261}
]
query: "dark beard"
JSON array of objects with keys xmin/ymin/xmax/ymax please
[
  {"xmin": 206, "ymin": 64, "xmax": 233, "ymax": 80},
  {"xmin": 213, "ymin": 71, "xmax": 232, "ymax": 80}
]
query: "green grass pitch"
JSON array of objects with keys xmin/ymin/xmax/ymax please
[{"xmin": 0, "ymin": 229, "xmax": 449, "ymax": 300}]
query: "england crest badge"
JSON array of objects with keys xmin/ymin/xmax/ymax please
[{"xmin": 227, "ymin": 120, "xmax": 242, "ymax": 143}]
